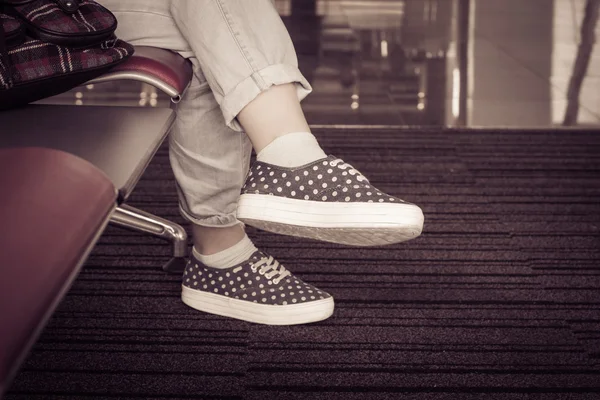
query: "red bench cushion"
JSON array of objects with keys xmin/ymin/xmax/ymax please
[
  {"xmin": 111, "ymin": 46, "xmax": 193, "ymax": 95},
  {"xmin": 0, "ymin": 147, "xmax": 117, "ymax": 393}
]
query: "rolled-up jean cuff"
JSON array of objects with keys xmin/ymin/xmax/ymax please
[
  {"xmin": 179, "ymin": 204, "xmax": 241, "ymax": 228},
  {"xmin": 221, "ymin": 63, "xmax": 312, "ymax": 132}
]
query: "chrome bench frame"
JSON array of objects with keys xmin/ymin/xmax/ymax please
[{"xmin": 86, "ymin": 47, "xmax": 194, "ymax": 273}]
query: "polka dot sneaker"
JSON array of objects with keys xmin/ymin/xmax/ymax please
[
  {"xmin": 181, "ymin": 250, "xmax": 334, "ymax": 325},
  {"xmin": 237, "ymin": 156, "xmax": 424, "ymax": 246}
]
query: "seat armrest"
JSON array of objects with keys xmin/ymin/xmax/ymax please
[{"xmin": 87, "ymin": 46, "xmax": 194, "ymax": 101}]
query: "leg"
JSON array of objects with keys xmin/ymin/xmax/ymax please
[
  {"xmin": 169, "ymin": 0, "xmax": 424, "ymax": 246},
  {"xmin": 171, "ymin": 80, "xmax": 333, "ymax": 324},
  {"xmin": 102, "ymin": 0, "xmax": 254, "ymax": 253},
  {"xmin": 192, "ymin": 224, "xmax": 245, "ymax": 255},
  {"xmin": 98, "ymin": 0, "xmax": 335, "ymax": 325},
  {"xmin": 169, "ymin": 1, "xmax": 325, "ymax": 163},
  {"xmin": 237, "ymin": 83, "xmax": 310, "ymax": 153},
  {"xmin": 168, "ymin": 74, "xmax": 253, "ymax": 248},
  {"xmin": 169, "ymin": 0, "xmax": 313, "ymax": 134}
]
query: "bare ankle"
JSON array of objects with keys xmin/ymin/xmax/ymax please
[
  {"xmin": 237, "ymin": 83, "xmax": 311, "ymax": 152},
  {"xmin": 192, "ymin": 223, "xmax": 246, "ymax": 255}
]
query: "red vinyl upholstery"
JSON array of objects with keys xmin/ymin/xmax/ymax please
[
  {"xmin": 0, "ymin": 147, "xmax": 117, "ymax": 395},
  {"xmin": 111, "ymin": 46, "xmax": 194, "ymax": 96}
]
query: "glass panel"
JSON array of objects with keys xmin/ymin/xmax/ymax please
[{"xmin": 41, "ymin": 0, "xmax": 600, "ymax": 128}]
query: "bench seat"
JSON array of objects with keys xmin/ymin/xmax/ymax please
[
  {"xmin": 88, "ymin": 46, "xmax": 194, "ymax": 102},
  {"xmin": 0, "ymin": 147, "xmax": 117, "ymax": 396},
  {"xmin": 0, "ymin": 46, "xmax": 194, "ymax": 397}
]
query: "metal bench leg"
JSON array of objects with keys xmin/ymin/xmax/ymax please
[{"xmin": 110, "ymin": 204, "xmax": 188, "ymax": 273}]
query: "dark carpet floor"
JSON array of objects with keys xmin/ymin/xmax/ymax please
[{"xmin": 6, "ymin": 128, "xmax": 600, "ymax": 399}]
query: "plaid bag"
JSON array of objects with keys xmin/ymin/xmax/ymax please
[
  {"xmin": 1, "ymin": 13, "xmax": 24, "ymax": 47},
  {"xmin": 0, "ymin": 10, "xmax": 133, "ymax": 110},
  {"xmin": 0, "ymin": 0, "xmax": 117, "ymax": 46}
]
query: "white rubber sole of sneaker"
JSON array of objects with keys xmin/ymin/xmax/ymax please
[
  {"xmin": 181, "ymin": 285, "xmax": 334, "ymax": 325},
  {"xmin": 237, "ymin": 194, "xmax": 424, "ymax": 246}
]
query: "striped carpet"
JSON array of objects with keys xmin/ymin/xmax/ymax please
[{"xmin": 6, "ymin": 128, "xmax": 600, "ymax": 399}]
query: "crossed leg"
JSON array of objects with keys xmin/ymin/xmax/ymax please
[{"xmin": 100, "ymin": 0, "xmax": 423, "ymax": 325}]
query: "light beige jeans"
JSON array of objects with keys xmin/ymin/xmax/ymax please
[{"xmin": 99, "ymin": 0, "xmax": 312, "ymax": 227}]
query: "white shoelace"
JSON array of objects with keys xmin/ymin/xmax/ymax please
[
  {"xmin": 251, "ymin": 256, "xmax": 291, "ymax": 285},
  {"xmin": 329, "ymin": 158, "xmax": 368, "ymax": 182}
]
